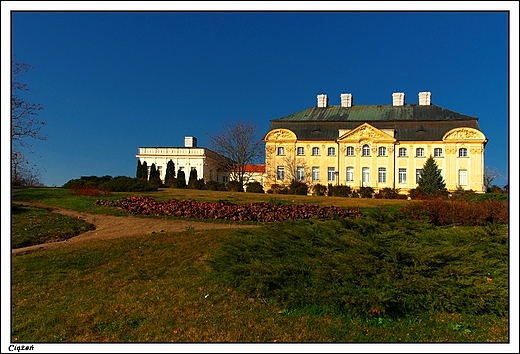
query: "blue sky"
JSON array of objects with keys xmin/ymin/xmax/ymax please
[{"xmin": 3, "ymin": 3, "xmax": 517, "ymax": 188}]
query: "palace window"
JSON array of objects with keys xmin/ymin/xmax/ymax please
[
  {"xmin": 312, "ymin": 147, "xmax": 320, "ymax": 156},
  {"xmin": 328, "ymin": 147, "xmax": 336, "ymax": 156},
  {"xmin": 346, "ymin": 167, "xmax": 354, "ymax": 182},
  {"xmin": 362, "ymin": 144, "xmax": 370, "ymax": 156},
  {"xmin": 362, "ymin": 167, "xmax": 370, "ymax": 186},
  {"xmin": 312, "ymin": 167, "xmax": 320, "ymax": 181},
  {"xmin": 458, "ymin": 169, "xmax": 468, "ymax": 186},
  {"xmin": 328, "ymin": 167, "xmax": 335, "ymax": 182},
  {"xmin": 297, "ymin": 147, "xmax": 305, "ymax": 155},
  {"xmin": 378, "ymin": 168, "xmax": 386, "ymax": 183},
  {"xmin": 346, "ymin": 146, "xmax": 355, "ymax": 156},
  {"xmin": 434, "ymin": 148, "xmax": 443, "ymax": 157},
  {"xmin": 378, "ymin": 147, "xmax": 386, "ymax": 156},
  {"xmin": 399, "ymin": 148, "xmax": 407, "ymax": 157},
  {"xmin": 296, "ymin": 166, "xmax": 305, "ymax": 181},
  {"xmin": 416, "ymin": 148, "xmax": 425, "ymax": 157},
  {"xmin": 416, "ymin": 169, "xmax": 422, "ymax": 184},
  {"xmin": 399, "ymin": 168, "xmax": 407, "ymax": 184},
  {"xmin": 277, "ymin": 166, "xmax": 284, "ymax": 180},
  {"xmin": 277, "ymin": 147, "xmax": 285, "ymax": 155},
  {"xmin": 459, "ymin": 148, "xmax": 468, "ymax": 157}
]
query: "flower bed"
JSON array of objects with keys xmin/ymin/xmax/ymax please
[{"xmin": 95, "ymin": 196, "xmax": 361, "ymax": 222}]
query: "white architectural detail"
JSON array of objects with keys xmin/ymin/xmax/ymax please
[
  {"xmin": 317, "ymin": 93, "xmax": 328, "ymax": 107},
  {"xmin": 136, "ymin": 137, "xmax": 230, "ymax": 184},
  {"xmin": 418, "ymin": 91, "xmax": 432, "ymax": 105},
  {"xmin": 340, "ymin": 93, "xmax": 353, "ymax": 107},
  {"xmin": 392, "ymin": 92, "xmax": 405, "ymax": 106}
]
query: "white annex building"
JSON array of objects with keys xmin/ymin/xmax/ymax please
[{"xmin": 136, "ymin": 137, "xmax": 231, "ymax": 184}]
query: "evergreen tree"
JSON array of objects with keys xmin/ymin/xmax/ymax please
[
  {"xmin": 136, "ymin": 159, "xmax": 143, "ymax": 179},
  {"xmin": 175, "ymin": 169, "xmax": 187, "ymax": 188},
  {"xmin": 417, "ymin": 156, "xmax": 448, "ymax": 196},
  {"xmin": 149, "ymin": 163, "xmax": 162, "ymax": 186},
  {"xmin": 188, "ymin": 168, "xmax": 198, "ymax": 188},
  {"xmin": 141, "ymin": 161, "xmax": 148, "ymax": 181},
  {"xmin": 165, "ymin": 160, "xmax": 176, "ymax": 186}
]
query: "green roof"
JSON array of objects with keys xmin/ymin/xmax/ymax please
[
  {"xmin": 272, "ymin": 104, "xmax": 478, "ymax": 122},
  {"xmin": 269, "ymin": 104, "xmax": 481, "ymax": 142}
]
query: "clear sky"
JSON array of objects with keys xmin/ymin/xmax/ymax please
[
  {"xmin": 2, "ymin": 3, "xmax": 519, "ymax": 353},
  {"xmin": 3, "ymin": 3, "xmax": 517, "ymax": 189}
]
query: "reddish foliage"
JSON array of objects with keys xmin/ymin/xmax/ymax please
[
  {"xmin": 95, "ymin": 196, "xmax": 361, "ymax": 222},
  {"xmin": 401, "ymin": 198, "xmax": 508, "ymax": 226},
  {"xmin": 70, "ymin": 184, "xmax": 111, "ymax": 197}
]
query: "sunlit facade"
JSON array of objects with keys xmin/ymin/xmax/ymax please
[{"xmin": 264, "ymin": 92, "xmax": 487, "ymax": 194}]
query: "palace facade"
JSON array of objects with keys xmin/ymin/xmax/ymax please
[
  {"xmin": 136, "ymin": 136, "xmax": 231, "ymax": 184},
  {"xmin": 263, "ymin": 92, "xmax": 487, "ymax": 193}
]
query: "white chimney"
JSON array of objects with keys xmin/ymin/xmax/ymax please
[
  {"xmin": 392, "ymin": 92, "xmax": 405, "ymax": 106},
  {"xmin": 418, "ymin": 91, "xmax": 432, "ymax": 105},
  {"xmin": 340, "ymin": 93, "xmax": 353, "ymax": 107},
  {"xmin": 184, "ymin": 136, "xmax": 197, "ymax": 148},
  {"xmin": 317, "ymin": 93, "xmax": 328, "ymax": 108}
]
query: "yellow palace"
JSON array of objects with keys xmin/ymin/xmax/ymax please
[{"xmin": 263, "ymin": 91, "xmax": 487, "ymax": 194}]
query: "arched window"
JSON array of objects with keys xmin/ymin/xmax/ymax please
[
  {"xmin": 362, "ymin": 144, "xmax": 370, "ymax": 156},
  {"xmin": 458, "ymin": 148, "xmax": 468, "ymax": 157},
  {"xmin": 277, "ymin": 147, "xmax": 285, "ymax": 155},
  {"xmin": 346, "ymin": 146, "xmax": 355, "ymax": 156},
  {"xmin": 416, "ymin": 148, "xmax": 424, "ymax": 157}
]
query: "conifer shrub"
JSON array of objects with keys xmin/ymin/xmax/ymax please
[
  {"xmin": 210, "ymin": 215, "xmax": 508, "ymax": 319},
  {"xmin": 174, "ymin": 170, "xmax": 187, "ymax": 188}
]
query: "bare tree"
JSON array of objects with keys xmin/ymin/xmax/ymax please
[
  {"xmin": 209, "ymin": 120, "xmax": 264, "ymax": 186},
  {"xmin": 12, "ymin": 59, "xmax": 46, "ymax": 186},
  {"xmin": 282, "ymin": 154, "xmax": 311, "ymax": 184},
  {"xmin": 483, "ymin": 166, "xmax": 503, "ymax": 192}
]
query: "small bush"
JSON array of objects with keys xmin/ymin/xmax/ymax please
[
  {"xmin": 328, "ymin": 185, "xmax": 351, "ymax": 197},
  {"xmin": 288, "ymin": 180, "xmax": 308, "ymax": 195},
  {"xmin": 246, "ymin": 181, "xmax": 264, "ymax": 193},
  {"xmin": 400, "ymin": 198, "xmax": 508, "ymax": 226},
  {"xmin": 226, "ymin": 180, "xmax": 244, "ymax": 192},
  {"xmin": 312, "ymin": 183, "xmax": 327, "ymax": 196},
  {"xmin": 205, "ymin": 180, "xmax": 227, "ymax": 191},
  {"xmin": 69, "ymin": 184, "xmax": 110, "ymax": 197},
  {"xmin": 359, "ymin": 186, "xmax": 375, "ymax": 198},
  {"xmin": 374, "ymin": 188, "xmax": 406, "ymax": 199},
  {"xmin": 267, "ymin": 184, "xmax": 288, "ymax": 194}
]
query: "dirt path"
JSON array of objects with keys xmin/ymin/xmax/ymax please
[{"xmin": 12, "ymin": 202, "xmax": 258, "ymax": 256}]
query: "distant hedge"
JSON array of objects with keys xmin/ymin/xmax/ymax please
[{"xmin": 63, "ymin": 175, "xmax": 158, "ymax": 192}]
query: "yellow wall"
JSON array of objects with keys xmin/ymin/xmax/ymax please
[{"xmin": 264, "ymin": 125, "xmax": 486, "ymax": 193}]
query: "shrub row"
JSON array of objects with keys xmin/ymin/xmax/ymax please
[
  {"xmin": 401, "ymin": 198, "xmax": 508, "ymax": 226},
  {"xmin": 95, "ymin": 196, "xmax": 362, "ymax": 222},
  {"xmin": 63, "ymin": 176, "xmax": 158, "ymax": 192}
]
